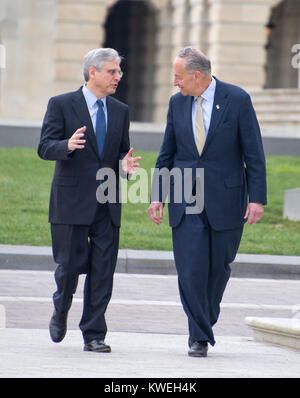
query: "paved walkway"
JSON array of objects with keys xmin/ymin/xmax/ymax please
[
  {"xmin": 0, "ymin": 245, "xmax": 299, "ymax": 381},
  {"xmin": 0, "ymin": 269, "xmax": 300, "ymax": 380},
  {"xmin": 1, "ymin": 328, "xmax": 300, "ymax": 379}
]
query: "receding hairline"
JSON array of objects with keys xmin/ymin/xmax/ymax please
[{"xmin": 177, "ymin": 46, "xmax": 211, "ymax": 76}]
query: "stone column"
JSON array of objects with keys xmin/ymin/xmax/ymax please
[
  {"xmin": 151, "ymin": 0, "xmax": 174, "ymax": 123},
  {"xmin": 189, "ymin": 0, "xmax": 209, "ymax": 53},
  {"xmin": 207, "ymin": 0, "xmax": 278, "ymax": 90},
  {"xmin": 0, "ymin": 0, "xmax": 57, "ymax": 121},
  {"xmin": 265, "ymin": 0, "xmax": 300, "ymax": 89},
  {"xmin": 171, "ymin": 0, "xmax": 190, "ymax": 57},
  {"xmin": 170, "ymin": 0, "xmax": 190, "ymax": 96},
  {"xmin": 152, "ymin": 0, "xmax": 195, "ymax": 122},
  {"xmin": 54, "ymin": 0, "xmax": 115, "ymax": 95}
]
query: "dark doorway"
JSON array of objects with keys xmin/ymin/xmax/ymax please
[
  {"xmin": 104, "ymin": 0, "xmax": 157, "ymax": 121},
  {"xmin": 265, "ymin": 0, "xmax": 300, "ymax": 88}
]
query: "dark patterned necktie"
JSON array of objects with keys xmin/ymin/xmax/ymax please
[{"xmin": 95, "ymin": 99, "xmax": 107, "ymax": 158}]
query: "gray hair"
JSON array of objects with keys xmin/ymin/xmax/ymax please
[
  {"xmin": 83, "ymin": 48, "xmax": 122, "ymax": 81},
  {"xmin": 178, "ymin": 47, "xmax": 211, "ymax": 76}
]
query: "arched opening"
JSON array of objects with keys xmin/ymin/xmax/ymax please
[
  {"xmin": 103, "ymin": 0, "xmax": 157, "ymax": 121},
  {"xmin": 265, "ymin": 0, "xmax": 300, "ymax": 88}
]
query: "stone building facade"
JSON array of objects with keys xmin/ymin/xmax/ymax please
[{"xmin": 0, "ymin": 0, "xmax": 299, "ymax": 124}]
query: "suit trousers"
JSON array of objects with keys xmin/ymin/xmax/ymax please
[
  {"xmin": 172, "ymin": 208, "xmax": 243, "ymax": 346},
  {"xmin": 50, "ymin": 203, "xmax": 119, "ymax": 343}
]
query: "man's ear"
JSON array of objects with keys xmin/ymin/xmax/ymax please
[
  {"xmin": 88, "ymin": 66, "xmax": 97, "ymax": 81},
  {"xmin": 194, "ymin": 70, "xmax": 204, "ymax": 81}
]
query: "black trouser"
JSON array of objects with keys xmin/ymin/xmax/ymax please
[
  {"xmin": 172, "ymin": 209, "xmax": 243, "ymax": 346},
  {"xmin": 50, "ymin": 204, "xmax": 119, "ymax": 343}
]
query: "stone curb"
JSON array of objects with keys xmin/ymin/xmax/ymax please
[
  {"xmin": 1, "ymin": 121, "xmax": 300, "ymax": 155},
  {"xmin": 1, "ymin": 244, "xmax": 300, "ymax": 279},
  {"xmin": 245, "ymin": 317, "xmax": 300, "ymax": 350}
]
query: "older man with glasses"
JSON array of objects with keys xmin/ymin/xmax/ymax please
[{"xmin": 38, "ymin": 48, "xmax": 141, "ymax": 353}]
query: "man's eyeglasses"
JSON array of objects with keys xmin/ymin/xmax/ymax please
[{"xmin": 105, "ymin": 69, "xmax": 123, "ymax": 78}]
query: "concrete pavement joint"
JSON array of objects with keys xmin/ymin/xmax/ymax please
[{"xmin": 0, "ymin": 295, "xmax": 298, "ymax": 312}]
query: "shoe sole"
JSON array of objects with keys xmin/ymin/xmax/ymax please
[
  {"xmin": 49, "ymin": 328, "xmax": 67, "ymax": 343},
  {"xmin": 83, "ymin": 347, "xmax": 111, "ymax": 353},
  {"xmin": 188, "ymin": 350, "xmax": 207, "ymax": 357}
]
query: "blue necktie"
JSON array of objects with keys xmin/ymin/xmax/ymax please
[{"xmin": 95, "ymin": 99, "xmax": 107, "ymax": 158}]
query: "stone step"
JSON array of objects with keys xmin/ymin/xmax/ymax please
[
  {"xmin": 260, "ymin": 126, "xmax": 300, "ymax": 138},
  {"xmin": 250, "ymin": 90, "xmax": 300, "ymax": 128},
  {"xmin": 257, "ymin": 117, "xmax": 300, "ymax": 125},
  {"xmin": 254, "ymin": 105, "xmax": 300, "ymax": 113},
  {"xmin": 245, "ymin": 317, "xmax": 300, "ymax": 350},
  {"xmin": 252, "ymin": 96, "xmax": 300, "ymax": 104},
  {"xmin": 250, "ymin": 89, "xmax": 300, "ymax": 97},
  {"xmin": 257, "ymin": 121, "xmax": 300, "ymax": 128},
  {"xmin": 259, "ymin": 122, "xmax": 300, "ymax": 128},
  {"xmin": 256, "ymin": 116, "xmax": 300, "ymax": 123},
  {"xmin": 255, "ymin": 111, "xmax": 300, "ymax": 123},
  {"xmin": 257, "ymin": 115, "xmax": 300, "ymax": 122}
]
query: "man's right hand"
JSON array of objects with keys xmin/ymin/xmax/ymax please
[
  {"xmin": 148, "ymin": 201, "xmax": 164, "ymax": 225},
  {"xmin": 67, "ymin": 126, "xmax": 86, "ymax": 151}
]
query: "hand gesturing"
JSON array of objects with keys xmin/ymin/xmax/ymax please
[
  {"xmin": 121, "ymin": 148, "xmax": 142, "ymax": 175},
  {"xmin": 67, "ymin": 126, "xmax": 86, "ymax": 151}
]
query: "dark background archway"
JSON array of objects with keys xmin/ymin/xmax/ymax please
[
  {"xmin": 265, "ymin": 0, "xmax": 300, "ymax": 88},
  {"xmin": 104, "ymin": 0, "xmax": 157, "ymax": 121}
]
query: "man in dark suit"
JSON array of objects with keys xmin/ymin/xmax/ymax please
[
  {"xmin": 38, "ymin": 48, "xmax": 141, "ymax": 352},
  {"xmin": 148, "ymin": 47, "xmax": 267, "ymax": 357}
]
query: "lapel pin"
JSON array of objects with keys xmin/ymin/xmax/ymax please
[{"xmin": 216, "ymin": 104, "xmax": 220, "ymax": 109}]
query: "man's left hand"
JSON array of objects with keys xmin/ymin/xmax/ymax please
[
  {"xmin": 244, "ymin": 202, "xmax": 264, "ymax": 225},
  {"xmin": 122, "ymin": 148, "xmax": 142, "ymax": 175}
]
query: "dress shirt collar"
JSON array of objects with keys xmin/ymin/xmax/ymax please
[
  {"xmin": 82, "ymin": 84, "xmax": 107, "ymax": 109},
  {"xmin": 193, "ymin": 76, "xmax": 216, "ymax": 103}
]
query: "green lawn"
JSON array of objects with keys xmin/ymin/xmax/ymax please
[{"xmin": 1, "ymin": 148, "xmax": 300, "ymax": 255}]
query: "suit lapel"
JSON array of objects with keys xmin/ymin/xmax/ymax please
[
  {"xmin": 72, "ymin": 87, "xmax": 99, "ymax": 159},
  {"xmin": 182, "ymin": 95, "xmax": 196, "ymax": 153},
  {"xmin": 202, "ymin": 78, "xmax": 229, "ymax": 154}
]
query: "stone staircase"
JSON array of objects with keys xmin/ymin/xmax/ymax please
[{"xmin": 250, "ymin": 89, "xmax": 300, "ymax": 137}]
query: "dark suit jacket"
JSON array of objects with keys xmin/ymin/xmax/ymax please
[
  {"xmin": 38, "ymin": 87, "xmax": 130, "ymax": 227},
  {"xmin": 153, "ymin": 77, "xmax": 267, "ymax": 231}
]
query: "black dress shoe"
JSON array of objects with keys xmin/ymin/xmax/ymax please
[
  {"xmin": 188, "ymin": 341, "xmax": 208, "ymax": 357},
  {"xmin": 84, "ymin": 339, "xmax": 111, "ymax": 353},
  {"xmin": 49, "ymin": 310, "xmax": 68, "ymax": 343}
]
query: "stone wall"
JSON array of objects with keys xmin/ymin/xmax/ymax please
[
  {"xmin": 0, "ymin": 0, "xmax": 57, "ymax": 121},
  {"xmin": 0, "ymin": 0, "xmax": 299, "ymax": 124}
]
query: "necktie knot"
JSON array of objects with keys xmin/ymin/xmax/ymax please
[{"xmin": 97, "ymin": 98, "xmax": 104, "ymax": 108}]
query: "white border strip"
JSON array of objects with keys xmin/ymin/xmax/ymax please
[{"xmin": 0, "ymin": 296, "xmax": 298, "ymax": 311}]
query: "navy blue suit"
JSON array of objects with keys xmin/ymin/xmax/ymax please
[
  {"xmin": 153, "ymin": 78, "xmax": 267, "ymax": 345},
  {"xmin": 38, "ymin": 87, "xmax": 130, "ymax": 343}
]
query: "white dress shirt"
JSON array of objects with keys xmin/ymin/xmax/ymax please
[
  {"xmin": 191, "ymin": 76, "xmax": 216, "ymax": 142},
  {"xmin": 82, "ymin": 85, "xmax": 108, "ymax": 132}
]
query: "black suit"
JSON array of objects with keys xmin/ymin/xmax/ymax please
[{"xmin": 38, "ymin": 87, "xmax": 130, "ymax": 343}]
